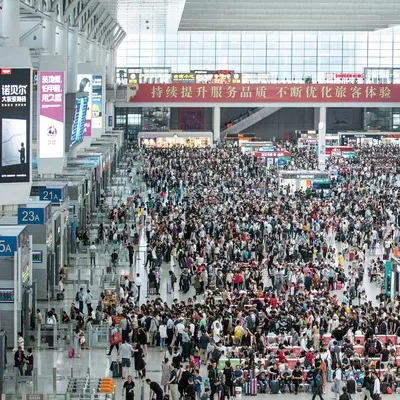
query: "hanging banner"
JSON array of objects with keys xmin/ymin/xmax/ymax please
[
  {"xmin": 0, "ymin": 68, "xmax": 31, "ymax": 183},
  {"xmin": 127, "ymin": 83, "xmax": 400, "ymax": 104},
  {"xmin": 38, "ymin": 71, "xmax": 64, "ymax": 159},
  {"xmin": 91, "ymin": 75, "xmax": 103, "ymax": 129},
  {"xmin": 77, "ymin": 74, "xmax": 92, "ymax": 136}
]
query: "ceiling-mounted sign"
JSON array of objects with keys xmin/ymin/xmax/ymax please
[
  {"xmin": 38, "ymin": 71, "xmax": 64, "ymax": 158},
  {"xmin": 127, "ymin": 83, "xmax": 400, "ymax": 104},
  {"xmin": 39, "ymin": 186, "xmax": 67, "ymax": 204},
  {"xmin": 0, "ymin": 68, "xmax": 31, "ymax": 183},
  {"xmin": 0, "ymin": 236, "xmax": 18, "ymax": 257}
]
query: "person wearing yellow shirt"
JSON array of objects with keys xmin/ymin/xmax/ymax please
[{"xmin": 338, "ymin": 252, "xmax": 344, "ymax": 267}]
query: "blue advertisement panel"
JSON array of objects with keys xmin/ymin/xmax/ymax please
[{"xmin": 92, "ymin": 75, "xmax": 102, "ymax": 129}]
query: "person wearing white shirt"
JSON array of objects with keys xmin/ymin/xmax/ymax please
[
  {"xmin": 213, "ymin": 321, "xmax": 222, "ymax": 344},
  {"xmin": 159, "ymin": 322, "xmax": 167, "ymax": 352},
  {"xmin": 118, "ymin": 340, "xmax": 133, "ymax": 379},
  {"xmin": 135, "ymin": 273, "xmax": 142, "ymax": 304}
]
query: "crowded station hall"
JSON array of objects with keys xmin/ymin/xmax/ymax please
[{"xmin": 3, "ymin": 1, "xmax": 400, "ymax": 400}]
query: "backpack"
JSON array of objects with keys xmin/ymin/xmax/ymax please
[
  {"xmin": 75, "ymin": 292, "xmax": 80, "ymax": 302},
  {"xmin": 368, "ymin": 341, "xmax": 376, "ymax": 354},
  {"xmin": 315, "ymin": 371, "xmax": 323, "ymax": 387},
  {"xmin": 212, "ymin": 347, "xmax": 222, "ymax": 361}
]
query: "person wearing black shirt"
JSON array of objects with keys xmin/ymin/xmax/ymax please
[
  {"xmin": 291, "ymin": 364, "xmax": 303, "ymax": 395},
  {"xmin": 208, "ymin": 360, "xmax": 218, "ymax": 400},
  {"xmin": 146, "ymin": 379, "xmax": 163, "ymax": 400},
  {"xmin": 123, "ymin": 376, "xmax": 135, "ymax": 400},
  {"xmin": 214, "ymin": 378, "xmax": 225, "ymax": 400},
  {"xmin": 127, "ymin": 243, "xmax": 134, "ymax": 267},
  {"xmin": 311, "ymin": 366, "xmax": 324, "ymax": 400}
]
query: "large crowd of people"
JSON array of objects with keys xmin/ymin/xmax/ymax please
[{"xmin": 27, "ymin": 143, "xmax": 400, "ymax": 400}]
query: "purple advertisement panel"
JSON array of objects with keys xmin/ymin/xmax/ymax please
[{"xmin": 38, "ymin": 71, "xmax": 64, "ymax": 158}]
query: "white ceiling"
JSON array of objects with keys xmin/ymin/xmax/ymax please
[
  {"xmin": 179, "ymin": 0, "xmax": 400, "ymax": 31},
  {"xmin": 97, "ymin": 0, "xmax": 185, "ymax": 33}
]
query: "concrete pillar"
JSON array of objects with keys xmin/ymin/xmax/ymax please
[
  {"xmin": 55, "ymin": 26, "xmax": 68, "ymax": 73},
  {"xmin": 318, "ymin": 107, "xmax": 327, "ymax": 171},
  {"xmin": 106, "ymin": 50, "xmax": 116, "ymax": 86},
  {"xmin": 67, "ymin": 27, "xmax": 78, "ymax": 92},
  {"xmin": 1, "ymin": 0, "xmax": 20, "ymax": 46},
  {"xmin": 42, "ymin": 12, "xmax": 56, "ymax": 55},
  {"xmin": 88, "ymin": 42, "xmax": 97, "ymax": 63},
  {"xmin": 213, "ymin": 106, "xmax": 221, "ymax": 143},
  {"xmin": 78, "ymin": 35, "xmax": 86, "ymax": 63}
]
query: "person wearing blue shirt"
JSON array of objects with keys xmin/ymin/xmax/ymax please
[{"xmin": 193, "ymin": 369, "xmax": 203, "ymax": 399}]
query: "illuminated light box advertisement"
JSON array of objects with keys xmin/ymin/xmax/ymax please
[
  {"xmin": 70, "ymin": 94, "xmax": 88, "ymax": 147},
  {"xmin": 0, "ymin": 68, "xmax": 31, "ymax": 183},
  {"xmin": 91, "ymin": 75, "xmax": 102, "ymax": 129},
  {"xmin": 38, "ymin": 71, "xmax": 64, "ymax": 158},
  {"xmin": 77, "ymin": 74, "xmax": 92, "ymax": 136}
]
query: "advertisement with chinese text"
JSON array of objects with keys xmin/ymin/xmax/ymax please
[
  {"xmin": 38, "ymin": 71, "xmax": 64, "ymax": 158},
  {"xmin": 91, "ymin": 75, "xmax": 102, "ymax": 129},
  {"xmin": 0, "ymin": 68, "xmax": 31, "ymax": 183},
  {"xmin": 77, "ymin": 74, "xmax": 92, "ymax": 136}
]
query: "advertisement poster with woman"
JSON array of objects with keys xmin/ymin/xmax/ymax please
[{"xmin": 77, "ymin": 75, "xmax": 92, "ymax": 137}]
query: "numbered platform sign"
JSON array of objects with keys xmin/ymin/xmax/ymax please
[
  {"xmin": 0, "ymin": 236, "xmax": 17, "ymax": 257},
  {"xmin": 39, "ymin": 186, "xmax": 67, "ymax": 204}
]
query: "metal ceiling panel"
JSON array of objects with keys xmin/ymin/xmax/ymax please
[{"xmin": 179, "ymin": 0, "xmax": 400, "ymax": 31}]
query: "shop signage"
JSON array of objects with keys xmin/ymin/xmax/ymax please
[
  {"xmin": 127, "ymin": 83, "xmax": 400, "ymax": 104},
  {"xmin": 91, "ymin": 75, "xmax": 102, "ymax": 129},
  {"xmin": 335, "ymin": 73, "xmax": 364, "ymax": 79},
  {"xmin": 39, "ymin": 186, "xmax": 67, "ymax": 203},
  {"xmin": 255, "ymin": 151, "xmax": 291, "ymax": 158},
  {"xmin": 0, "ymin": 236, "xmax": 18, "ymax": 257},
  {"xmin": 38, "ymin": 71, "xmax": 64, "ymax": 159},
  {"xmin": 17, "ymin": 203, "xmax": 51, "ymax": 225},
  {"xmin": 0, "ymin": 68, "xmax": 31, "ymax": 183},
  {"xmin": 77, "ymin": 74, "xmax": 92, "ymax": 136}
]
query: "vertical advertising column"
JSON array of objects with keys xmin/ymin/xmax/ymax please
[
  {"xmin": 213, "ymin": 106, "xmax": 221, "ymax": 144},
  {"xmin": 37, "ymin": 60, "xmax": 65, "ymax": 175},
  {"xmin": 77, "ymin": 72, "xmax": 93, "ymax": 138}
]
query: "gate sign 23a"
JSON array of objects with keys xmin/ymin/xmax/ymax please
[{"xmin": 18, "ymin": 208, "xmax": 45, "ymax": 225}]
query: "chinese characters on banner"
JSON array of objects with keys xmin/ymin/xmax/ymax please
[
  {"xmin": 38, "ymin": 71, "xmax": 64, "ymax": 159},
  {"xmin": 0, "ymin": 68, "xmax": 31, "ymax": 183},
  {"xmin": 127, "ymin": 83, "xmax": 400, "ymax": 103}
]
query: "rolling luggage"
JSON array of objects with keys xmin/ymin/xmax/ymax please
[
  {"xmin": 250, "ymin": 378, "xmax": 257, "ymax": 395},
  {"xmin": 68, "ymin": 348, "xmax": 75, "ymax": 358},
  {"xmin": 57, "ymin": 292, "xmax": 64, "ymax": 300},
  {"xmin": 347, "ymin": 379, "xmax": 356, "ymax": 394},
  {"xmin": 107, "ymin": 266, "xmax": 112, "ymax": 273},
  {"xmin": 336, "ymin": 281, "xmax": 342, "ymax": 290},
  {"xmin": 270, "ymin": 380, "xmax": 279, "ymax": 394},
  {"xmin": 110, "ymin": 361, "xmax": 122, "ymax": 378},
  {"xmin": 243, "ymin": 381, "xmax": 250, "ymax": 396}
]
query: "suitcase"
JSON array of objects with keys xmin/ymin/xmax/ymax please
[
  {"xmin": 68, "ymin": 348, "xmax": 75, "ymax": 358},
  {"xmin": 243, "ymin": 381, "xmax": 250, "ymax": 396},
  {"xmin": 347, "ymin": 379, "xmax": 356, "ymax": 394},
  {"xmin": 57, "ymin": 293, "xmax": 64, "ymax": 300},
  {"xmin": 110, "ymin": 361, "xmax": 122, "ymax": 378},
  {"xmin": 270, "ymin": 380, "xmax": 279, "ymax": 394},
  {"xmin": 243, "ymin": 371, "xmax": 249, "ymax": 381},
  {"xmin": 250, "ymin": 378, "xmax": 257, "ymax": 395},
  {"xmin": 336, "ymin": 281, "xmax": 342, "ymax": 290},
  {"xmin": 107, "ymin": 266, "xmax": 112, "ymax": 273}
]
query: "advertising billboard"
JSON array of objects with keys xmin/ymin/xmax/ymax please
[
  {"xmin": 70, "ymin": 94, "xmax": 88, "ymax": 147},
  {"xmin": 142, "ymin": 107, "xmax": 170, "ymax": 132},
  {"xmin": 38, "ymin": 71, "xmax": 64, "ymax": 158},
  {"xmin": 77, "ymin": 74, "xmax": 92, "ymax": 136},
  {"xmin": 91, "ymin": 75, "xmax": 102, "ymax": 129},
  {"xmin": 0, "ymin": 68, "xmax": 31, "ymax": 183}
]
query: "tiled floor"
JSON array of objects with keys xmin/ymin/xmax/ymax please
[{"xmin": 2, "ymin": 156, "xmax": 385, "ymax": 399}]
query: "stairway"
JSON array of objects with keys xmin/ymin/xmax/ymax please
[{"xmin": 222, "ymin": 107, "xmax": 280, "ymax": 136}]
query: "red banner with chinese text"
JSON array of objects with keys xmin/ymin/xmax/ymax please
[{"xmin": 126, "ymin": 83, "xmax": 399, "ymax": 103}]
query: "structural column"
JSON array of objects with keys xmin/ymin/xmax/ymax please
[
  {"xmin": 67, "ymin": 27, "xmax": 79, "ymax": 92},
  {"xmin": 318, "ymin": 107, "xmax": 327, "ymax": 171},
  {"xmin": 213, "ymin": 106, "xmax": 221, "ymax": 143},
  {"xmin": 88, "ymin": 42, "xmax": 97, "ymax": 63},
  {"xmin": 106, "ymin": 50, "xmax": 116, "ymax": 86},
  {"xmin": 1, "ymin": 0, "xmax": 20, "ymax": 46},
  {"xmin": 78, "ymin": 36, "xmax": 87, "ymax": 63},
  {"xmin": 107, "ymin": 101, "xmax": 114, "ymax": 128},
  {"xmin": 42, "ymin": 12, "xmax": 56, "ymax": 55}
]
